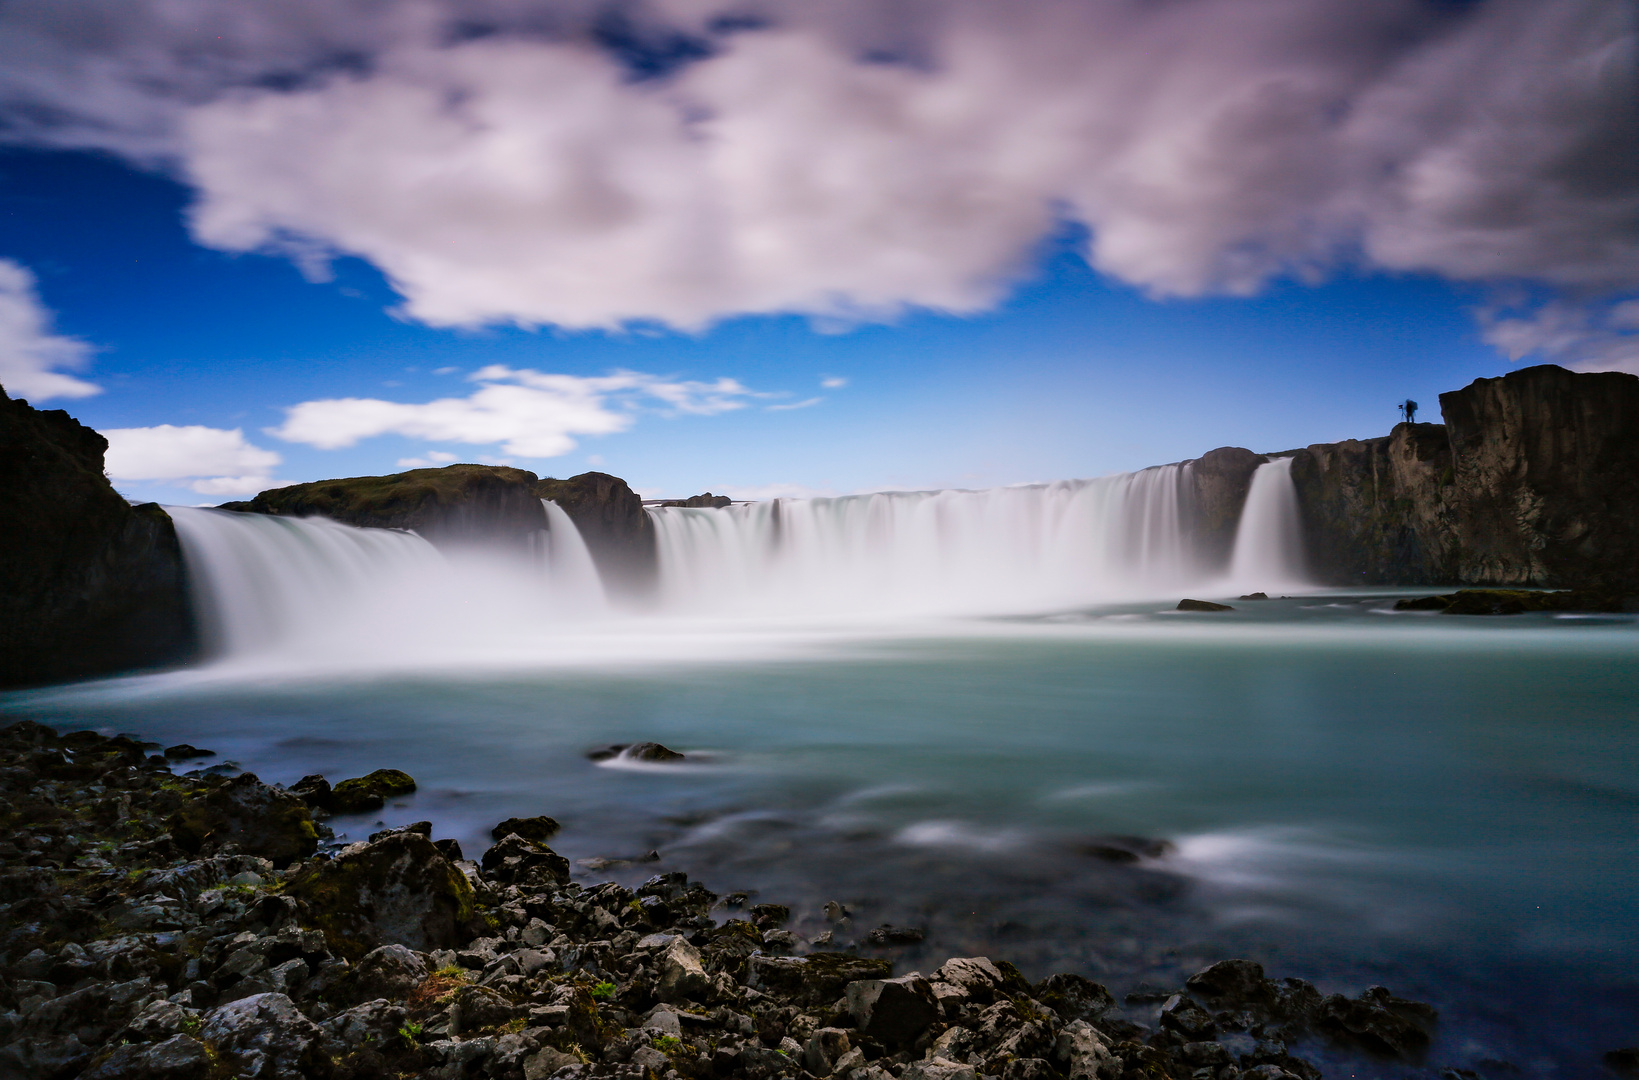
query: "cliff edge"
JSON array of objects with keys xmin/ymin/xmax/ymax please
[{"xmin": 0, "ymin": 386, "xmax": 194, "ymax": 688}]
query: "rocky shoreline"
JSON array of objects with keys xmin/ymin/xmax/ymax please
[{"xmin": 5, "ymin": 719, "xmax": 1559, "ymax": 1080}]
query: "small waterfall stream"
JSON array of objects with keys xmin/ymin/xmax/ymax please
[{"xmin": 1227, "ymin": 457, "xmax": 1308, "ymax": 591}]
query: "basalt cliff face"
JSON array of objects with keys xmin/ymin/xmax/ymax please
[
  {"xmin": 0, "ymin": 386, "xmax": 194, "ymax": 688},
  {"xmin": 1289, "ymin": 365, "xmax": 1639, "ymax": 588}
]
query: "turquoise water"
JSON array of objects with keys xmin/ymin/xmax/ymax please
[{"xmin": 6, "ymin": 596, "xmax": 1637, "ymax": 1075}]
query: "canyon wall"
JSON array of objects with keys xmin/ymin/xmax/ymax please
[
  {"xmin": 1291, "ymin": 365, "xmax": 1639, "ymax": 587},
  {"xmin": 0, "ymin": 387, "xmax": 194, "ymax": 688}
]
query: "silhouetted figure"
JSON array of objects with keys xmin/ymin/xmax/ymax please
[{"xmin": 1399, "ymin": 399, "xmax": 1418, "ymax": 424}]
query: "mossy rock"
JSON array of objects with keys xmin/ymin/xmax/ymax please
[
  {"xmin": 331, "ymin": 769, "xmax": 418, "ymax": 813},
  {"xmin": 166, "ymin": 772, "xmax": 318, "ymax": 867},
  {"xmin": 287, "ymin": 831, "xmax": 482, "ymax": 960}
]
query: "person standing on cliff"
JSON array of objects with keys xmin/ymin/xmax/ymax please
[{"xmin": 1400, "ymin": 399, "xmax": 1418, "ymax": 423}]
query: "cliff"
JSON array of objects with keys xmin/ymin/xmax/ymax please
[
  {"xmin": 1185, "ymin": 447, "xmax": 1267, "ymax": 571},
  {"xmin": 224, "ymin": 465, "xmax": 549, "ymax": 549},
  {"xmin": 1441, "ymin": 365, "xmax": 1639, "ymax": 587},
  {"xmin": 1291, "ymin": 365, "xmax": 1638, "ymax": 588},
  {"xmin": 535, "ymin": 472, "xmax": 658, "ymax": 596},
  {"xmin": 0, "ymin": 386, "xmax": 194, "ymax": 688}
]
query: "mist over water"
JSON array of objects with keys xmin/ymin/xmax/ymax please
[{"xmin": 13, "ymin": 468, "xmax": 1639, "ymax": 1075}]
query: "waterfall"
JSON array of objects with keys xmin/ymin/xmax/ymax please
[
  {"xmin": 1227, "ymin": 457, "xmax": 1308, "ymax": 591},
  {"xmin": 648, "ymin": 465, "xmax": 1212, "ymax": 616},
  {"xmin": 168, "ymin": 505, "xmax": 607, "ymax": 666}
]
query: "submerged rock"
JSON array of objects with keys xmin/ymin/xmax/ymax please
[
  {"xmin": 1178, "ymin": 598, "xmax": 1235, "ymax": 612},
  {"xmin": 587, "ymin": 741, "xmax": 686, "ymax": 763},
  {"xmin": 1393, "ymin": 588, "xmax": 1632, "ymax": 615},
  {"xmin": 329, "ymin": 768, "xmax": 417, "ymax": 813}
]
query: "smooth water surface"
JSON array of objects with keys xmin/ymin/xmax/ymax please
[{"xmin": 6, "ymin": 598, "xmax": 1637, "ymax": 1077}]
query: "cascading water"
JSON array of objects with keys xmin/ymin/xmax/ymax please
[
  {"xmin": 1226, "ymin": 456, "xmax": 1308, "ymax": 591},
  {"xmin": 648, "ymin": 465, "xmax": 1217, "ymax": 616},
  {"xmin": 168, "ymin": 505, "xmax": 608, "ymax": 668}
]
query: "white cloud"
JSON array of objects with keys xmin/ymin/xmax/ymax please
[
  {"xmin": 766, "ymin": 397, "xmax": 822, "ymax": 411},
  {"xmin": 0, "ymin": 259, "xmax": 100, "ymax": 400},
  {"xmin": 102, "ymin": 424, "xmax": 284, "ymax": 495},
  {"xmin": 396, "ymin": 450, "xmax": 460, "ymax": 468},
  {"xmin": 820, "ymin": 376, "xmax": 848, "ymax": 389},
  {"xmin": 1479, "ymin": 295, "xmax": 1639, "ymax": 375},
  {"xmin": 1, "ymin": 0, "xmax": 1633, "ymax": 350},
  {"xmin": 271, "ymin": 365, "xmax": 766, "ymax": 457}
]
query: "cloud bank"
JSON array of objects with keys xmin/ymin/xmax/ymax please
[
  {"xmin": 0, "ymin": 259, "xmax": 100, "ymax": 400},
  {"xmin": 1, "ymin": 0, "xmax": 1634, "ymax": 363},
  {"xmin": 101, "ymin": 424, "xmax": 286, "ymax": 495},
  {"xmin": 270, "ymin": 365, "xmax": 765, "ymax": 456}
]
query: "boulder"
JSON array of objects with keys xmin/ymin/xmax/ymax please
[
  {"xmin": 329, "ymin": 769, "xmax": 417, "ymax": 813},
  {"xmin": 863, "ymin": 924, "xmax": 925, "ymax": 946},
  {"xmin": 656, "ymin": 935, "xmax": 711, "ymax": 1003},
  {"xmin": 79, "ymin": 1034, "xmax": 214, "ymax": 1080},
  {"xmin": 746, "ymin": 953, "xmax": 894, "ymax": 1006},
  {"xmin": 847, "ymin": 974, "xmax": 940, "ymax": 1048},
  {"xmin": 167, "ymin": 773, "xmax": 319, "ymax": 866},
  {"xmin": 201, "ymin": 992, "xmax": 325, "ymax": 1080},
  {"xmin": 1317, "ymin": 986, "xmax": 1436, "ymax": 1060},
  {"xmin": 491, "ymin": 815, "xmax": 561, "ymax": 842},
  {"xmin": 1054, "ymin": 1019, "xmax": 1116, "ymax": 1080},
  {"xmin": 804, "ymin": 1027, "xmax": 852, "ymax": 1075},
  {"xmin": 480, "ymin": 833, "xmax": 572, "ymax": 886},
  {"xmin": 348, "ymin": 943, "xmax": 429, "ymax": 1002},
  {"xmin": 1034, "ymin": 973, "xmax": 1116, "ymax": 1022},
  {"xmin": 287, "ymin": 774, "xmax": 332, "ymax": 810},
  {"xmin": 0, "ymin": 386, "xmax": 194, "ymax": 688},
  {"xmin": 451, "ymin": 983, "xmax": 522, "ymax": 1034},
  {"xmin": 904, "ymin": 1057, "xmax": 980, "ymax": 1080},
  {"xmin": 286, "ymin": 831, "xmax": 483, "ymax": 960},
  {"xmin": 1177, "ymin": 599, "xmax": 1234, "ymax": 612},
  {"xmin": 1185, "ymin": 959, "xmax": 1274, "ymax": 1006}
]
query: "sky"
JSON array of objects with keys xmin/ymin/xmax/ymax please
[{"xmin": 0, "ymin": 0, "xmax": 1633, "ymax": 504}]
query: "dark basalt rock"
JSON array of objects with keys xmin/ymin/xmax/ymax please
[
  {"xmin": 0, "ymin": 385, "xmax": 195, "ymax": 688},
  {"xmin": 848, "ymin": 974, "xmax": 940, "ymax": 1048},
  {"xmin": 1178, "ymin": 598, "xmax": 1234, "ymax": 612},
  {"xmin": 329, "ymin": 768, "xmax": 417, "ymax": 813},
  {"xmin": 864, "ymin": 924, "xmax": 926, "ymax": 946},
  {"xmin": 480, "ymin": 833, "xmax": 571, "ymax": 886},
  {"xmin": 1393, "ymin": 588, "xmax": 1633, "ymax": 615},
  {"xmin": 226, "ymin": 463, "xmax": 549, "ymax": 550},
  {"xmin": 167, "ymin": 772, "xmax": 319, "ymax": 867},
  {"xmin": 746, "ymin": 953, "xmax": 894, "ymax": 1005},
  {"xmin": 163, "ymin": 744, "xmax": 214, "ymax": 760},
  {"xmin": 587, "ymin": 741, "xmax": 686, "ymax": 763},
  {"xmin": 492, "ymin": 815, "xmax": 561, "ymax": 842},
  {"xmin": 1034, "ymin": 973, "xmax": 1116, "ymax": 1022},
  {"xmin": 538, "ymin": 471, "xmax": 658, "ymax": 597},
  {"xmin": 287, "ymin": 774, "xmax": 332, "ymax": 810},
  {"xmin": 1317, "ymin": 986, "xmax": 1437, "ymax": 1060},
  {"xmin": 286, "ymin": 831, "xmax": 483, "ymax": 959},
  {"xmin": 1187, "ymin": 446, "xmax": 1269, "ymax": 570},
  {"xmin": 660, "ymin": 492, "xmax": 734, "ymax": 508}
]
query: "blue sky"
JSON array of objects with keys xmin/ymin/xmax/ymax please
[{"xmin": 0, "ymin": 1, "xmax": 1631, "ymax": 503}]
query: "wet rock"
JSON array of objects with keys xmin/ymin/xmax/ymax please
[
  {"xmin": 286, "ymin": 774, "xmax": 331, "ymax": 810},
  {"xmin": 848, "ymin": 974, "xmax": 940, "ymax": 1048},
  {"xmin": 1035, "ymin": 973, "xmax": 1116, "ymax": 1023},
  {"xmin": 433, "ymin": 837, "xmax": 463, "ymax": 862},
  {"xmin": 747, "ymin": 953, "xmax": 894, "ymax": 1006},
  {"xmin": 864, "ymin": 924, "xmax": 925, "ymax": 946},
  {"xmin": 167, "ymin": 773, "xmax": 319, "ymax": 866},
  {"xmin": 933, "ymin": 956, "xmax": 1029, "ymax": 1000},
  {"xmin": 588, "ymin": 741, "xmax": 686, "ymax": 762},
  {"xmin": 1178, "ymin": 599, "xmax": 1234, "ymax": 612},
  {"xmin": 286, "ymin": 831, "xmax": 483, "ymax": 960},
  {"xmin": 1003, "ymin": 1058, "xmax": 1060, "ymax": 1080},
  {"xmin": 492, "ymin": 815, "xmax": 561, "ymax": 842},
  {"xmin": 163, "ymin": 744, "xmax": 214, "ymax": 760},
  {"xmin": 201, "ymin": 992, "xmax": 324, "ymax": 1080},
  {"xmin": 329, "ymin": 768, "xmax": 417, "ymax": 813},
  {"xmin": 348, "ymin": 943, "xmax": 428, "ymax": 1002},
  {"xmin": 1605, "ymin": 1048, "xmax": 1639, "ymax": 1078},
  {"xmin": 1240, "ymin": 592, "xmax": 1270, "ymax": 600},
  {"xmin": 525, "ymin": 1046, "xmax": 583, "ymax": 1079},
  {"xmin": 480, "ymin": 833, "xmax": 572, "ymax": 886},
  {"xmin": 1160, "ymin": 994, "xmax": 1217, "ymax": 1039},
  {"xmin": 79, "ymin": 1033, "xmax": 214, "ymax": 1080},
  {"xmin": 656, "ymin": 935, "xmax": 711, "ymax": 1003},
  {"xmin": 1317, "ymin": 986, "xmax": 1436, "ymax": 1060},
  {"xmin": 1186, "ymin": 959, "xmax": 1275, "ymax": 1006}
]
